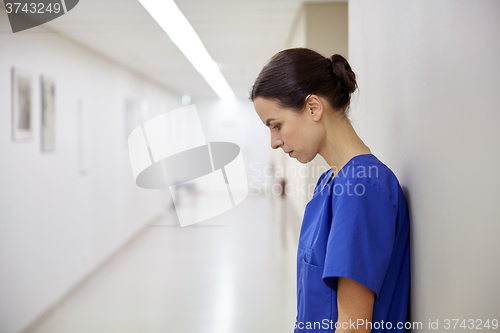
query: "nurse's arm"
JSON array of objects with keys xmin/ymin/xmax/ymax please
[{"xmin": 336, "ymin": 276, "xmax": 375, "ymax": 333}]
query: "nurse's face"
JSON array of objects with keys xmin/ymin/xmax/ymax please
[{"xmin": 253, "ymin": 96, "xmax": 325, "ymax": 164}]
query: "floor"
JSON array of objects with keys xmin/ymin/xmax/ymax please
[{"xmin": 32, "ymin": 194, "xmax": 298, "ymax": 333}]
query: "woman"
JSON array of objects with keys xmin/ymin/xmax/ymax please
[{"xmin": 250, "ymin": 48, "xmax": 410, "ymax": 332}]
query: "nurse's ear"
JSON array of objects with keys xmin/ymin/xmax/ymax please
[{"xmin": 305, "ymin": 94, "xmax": 326, "ymax": 122}]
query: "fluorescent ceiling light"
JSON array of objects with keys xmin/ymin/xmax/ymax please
[{"xmin": 138, "ymin": 0, "xmax": 235, "ymax": 100}]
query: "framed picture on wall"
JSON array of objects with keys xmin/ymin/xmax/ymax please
[
  {"xmin": 124, "ymin": 99, "xmax": 141, "ymax": 144},
  {"xmin": 124, "ymin": 99, "xmax": 148, "ymax": 147},
  {"xmin": 77, "ymin": 99, "xmax": 89, "ymax": 175},
  {"xmin": 11, "ymin": 67, "xmax": 33, "ymax": 141},
  {"xmin": 40, "ymin": 76, "xmax": 56, "ymax": 152}
]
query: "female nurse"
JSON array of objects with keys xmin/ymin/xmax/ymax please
[{"xmin": 250, "ymin": 48, "xmax": 411, "ymax": 332}]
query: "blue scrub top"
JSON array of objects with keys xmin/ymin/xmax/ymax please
[{"xmin": 294, "ymin": 153, "xmax": 410, "ymax": 332}]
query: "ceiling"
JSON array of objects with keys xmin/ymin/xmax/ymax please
[{"xmin": 4, "ymin": 0, "xmax": 343, "ymax": 102}]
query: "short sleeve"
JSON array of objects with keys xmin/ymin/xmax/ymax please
[{"xmin": 322, "ymin": 177, "xmax": 396, "ymax": 298}]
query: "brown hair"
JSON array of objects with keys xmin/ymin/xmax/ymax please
[{"xmin": 249, "ymin": 48, "xmax": 357, "ymax": 116}]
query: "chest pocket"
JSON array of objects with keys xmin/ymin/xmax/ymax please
[{"xmin": 297, "ymin": 250, "xmax": 333, "ymax": 331}]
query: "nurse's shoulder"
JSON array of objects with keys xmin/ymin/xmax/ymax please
[
  {"xmin": 354, "ymin": 155, "xmax": 401, "ymax": 210},
  {"xmin": 335, "ymin": 154, "xmax": 401, "ymax": 209}
]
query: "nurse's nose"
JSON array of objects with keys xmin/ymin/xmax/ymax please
[{"xmin": 271, "ymin": 132, "xmax": 283, "ymax": 150}]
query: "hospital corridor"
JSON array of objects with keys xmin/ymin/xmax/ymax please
[
  {"xmin": 1, "ymin": 1, "xmax": 499, "ymax": 333},
  {"xmin": 23, "ymin": 195, "xmax": 298, "ymax": 333}
]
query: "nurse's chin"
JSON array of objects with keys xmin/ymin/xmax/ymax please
[
  {"xmin": 296, "ymin": 155, "xmax": 310, "ymax": 165},
  {"xmin": 298, "ymin": 153, "xmax": 317, "ymax": 165}
]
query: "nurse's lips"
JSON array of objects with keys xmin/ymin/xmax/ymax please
[{"xmin": 287, "ymin": 150, "xmax": 294, "ymax": 157}]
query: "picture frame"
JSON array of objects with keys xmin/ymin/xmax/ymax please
[
  {"xmin": 40, "ymin": 76, "xmax": 56, "ymax": 152},
  {"xmin": 77, "ymin": 99, "xmax": 89, "ymax": 175},
  {"xmin": 11, "ymin": 67, "xmax": 33, "ymax": 141},
  {"xmin": 124, "ymin": 99, "xmax": 141, "ymax": 144},
  {"xmin": 124, "ymin": 99, "xmax": 148, "ymax": 147}
]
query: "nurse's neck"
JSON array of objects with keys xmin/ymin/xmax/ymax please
[{"xmin": 318, "ymin": 112, "xmax": 371, "ymax": 176}]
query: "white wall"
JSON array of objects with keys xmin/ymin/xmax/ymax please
[
  {"xmin": 0, "ymin": 20, "xmax": 181, "ymax": 333},
  {"xmin": 306, "ymin": 2, "xmax": 348, "ymax": 59},
  {"xmin": 349, "ymin": 0, "xmax": 500, "ymax": 327}
]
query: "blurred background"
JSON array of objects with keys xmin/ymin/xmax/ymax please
[{"xmin": 1, "ymin": 0, "xmax": 499, "ymax": 332}]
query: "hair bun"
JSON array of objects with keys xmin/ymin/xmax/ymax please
[
  {"xmin": 250, "ymin": 48, "xmax": 357, "ymax": 113},
  {"xmin": 328, "ymin": 54, "xmax": 357, "ymax": 95}
]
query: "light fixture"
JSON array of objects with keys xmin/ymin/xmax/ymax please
[{"xmin": 138, "ymin": 0, "xmax": 235, "ymax": 101}]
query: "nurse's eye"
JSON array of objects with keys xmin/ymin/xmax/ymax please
[{"xmin": 272, "ymin": 124, "xmax": 281, "ymax": 130}]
